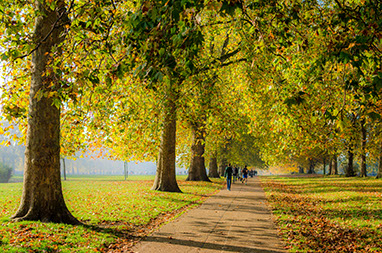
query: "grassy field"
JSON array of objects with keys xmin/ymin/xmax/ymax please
[
  {"xmin": 0, "ymin": 175, "xmax": 224, "ymax": 252},
  {"xmin": 260, "ymin": 176, "xmax": 382, "ymax": 252}
]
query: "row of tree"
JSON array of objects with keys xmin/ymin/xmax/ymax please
[{"xmin": 0, "ymin": 0, "xmax": 381, "ymax": 224}]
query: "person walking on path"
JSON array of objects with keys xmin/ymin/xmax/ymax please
[
  {"xmin": 224, "ymin": 164, "xmax": 233, "ymax": 190},
  {"xmin": 242, "ymin": 165, "xmax": 249, "ymax": 184}
]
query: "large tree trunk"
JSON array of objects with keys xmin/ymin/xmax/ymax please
[
  {"xmin": 331, "ymin": 155, "xmax": 338, "ymax": 175},
  {"xmin": 219, "ymin": 157, "xmax": 227, "ymax": 176},
  {"xmin": 360, "ymin": 119, "xmax": 367, "ymax": 177},
  {"xmin": 323, "ymin": 158, "xmax": 327, "ymax": 175},
  {"xmin": 377, "ymin": 143, "xmax": 382, "ymax": 179},
  {"xmin": 346, "ymin": 145, "xmax": 356, "ymax": 177},
  {"xmin": 328, "ymin": 157, "xmax": 333, "ymax": 175},
  {"xmin": 186, "ymin": 122, "xmax": 210, "ymax": 182},
  {"xmin": 208, "ymin": 156, "xmax": 220, "ymax": 178},
  {"xmin": 152, "ymin": 92, "xmax": 181, "ymax": 192},
  {"xmin": 346, "ymin": 115, "xmax": 357, "ymax": 177},
  {"xmin": 12, "ymin": 0, "xmax": 79, "ymax": 224},
  {"xmin": 307, "ymin": 158, "xmax": 315, "ymax": 174}
]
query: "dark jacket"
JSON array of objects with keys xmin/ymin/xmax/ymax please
[{"xmin": 224, "ymin": 166, "xmax": 233, "ymax": 178}]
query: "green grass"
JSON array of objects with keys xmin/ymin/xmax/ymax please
[
  {"xmin": 260, "ymin": 176, "xmax": 382, "ymax": 252},
  {"xmin": 0, "ymin": 175, "xmax": 224, "ymax": 252}
]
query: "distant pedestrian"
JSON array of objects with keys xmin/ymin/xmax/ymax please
[
  {"xmin": 242, "ymin": 166, "xmax": 249, "ymax": 184},
  {"xmin": 224, "ymin": 164, "xmax": 233, "ymax": 191}
]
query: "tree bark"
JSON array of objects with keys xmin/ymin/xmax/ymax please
[
  {"xmin": 328, "ymin": 158, "xmax": 333, "ymax": 175},
  {"xmin": 331, "ymin": 155, "xmax": 338, "ymax": 175},
  {"xmin": 346, "ymin": 145, "xmax": 356, "ymax": 177},
  {"xmin": 307, "ymin": 158, "xmax": 315, "ymax": 174},
  {"xmin": 323, "ymin": 158, "xmax": 326, "ymax": 175},
  {"xmin": 377, "ymin": 142, "xmax": 382, "ymax": 179},
  {"xmin": 346, "ymin": 115, "xmax": 357, "ymax": 177},
  {"xmin": 12, "ymin": 0, "xmax": 79, "ymax": 224},
  {"xmin": 186, "ymin": 122, "xmax": 211, "ymax": 182},
  {"xmin": 208, "ymin": 156, "xmax": 220, "ymax": 178},
  {"xmin": 219, "ymin": 157, "xmax": 227, "ymax": 176},
  {"xmin": 360, "ymin": 119, "xmax": 367, "ymax": 177},
  {"xmin": 152, "ymin": 92, "xmax": 181, "ymax": 192},
  {"xmin": 62, "ymin": 158, "xmax": 66, "ymax": 181}
]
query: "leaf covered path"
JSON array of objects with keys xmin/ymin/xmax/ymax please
[{"xmin": 132, "ymin": 177, "xmax": 286, "ymax": 253}]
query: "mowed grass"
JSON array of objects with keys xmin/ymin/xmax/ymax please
[
  {"xmin": 260, "ymin": 176, "xmax": 382, "ymax": 252},
  {"xmin": 0, "ymin": 175, "xmax": 224, "ymax": 252}
]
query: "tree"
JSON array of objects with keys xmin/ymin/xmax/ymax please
[
  {"xmin": 231, "ymin": 0, "xmax": 382, "ymax": 175},
  {"xmin": 331, "ymin": 155, "xmax": 338, "ymax": 175},
  {"xmin": 9, "ymin": 0, "xmax": 79, "ymax": 224},
  {"xmin": 377, "ymin": 143, "xmax": 382, "ymax": 179},
  {"xmin": 360, "ymin": 118, "xmax": 367, "ymax": 177},
  {"xmin": 187, "ymin": 10, "xmax": 245, "ymax": 179},
  {"xmin": 186, "ymin": 119, "xmax": 210, "ymax": 182},
  {"xmin": 151, "ymin": 86, "xmax": 181, "ymax": 191},
  {"xmin": 120, "ymin": 0, "xmax": 209, "ymax": 192},
  {"xmin": 0, "ymin": 162, "xmax": 12, "ymax": 183},
  {"xmin": 208, "ymin": 154, "xmax": 220, "ymax": 178},
  {"xmin": 307, "ymin": 158, "xmax": 316, "ymax": 174}
]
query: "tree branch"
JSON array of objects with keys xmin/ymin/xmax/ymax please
[{"xmin": 17, "ymin": 0, "xmax": 75, "ymax": 60}]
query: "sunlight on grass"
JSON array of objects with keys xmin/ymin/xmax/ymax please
[
  {"xmin": 261, "ymin": 176, "xmax": 382, "ymax": 252},
  {"xmin": 0, "ymin": 175, "xmax": 224, "ymax": 252}
]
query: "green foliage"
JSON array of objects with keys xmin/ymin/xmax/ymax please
[
  {"xmin": 224, "ymin": 133, "xmax": 266, "ymax": 168},
  {"xmin": 0, "ymin": 176, "xmax": 224, "ymax": 252},
  {"xmin": 0, "ymin": 162, "xmax": 12, "ymax": 183},
  {"xmin": 124, "ymin": 0, "xmax": 206, "ymax": 87},
  {"xmin": 261, "ymin": 176, "xmax": 382, "ymax": 252}
]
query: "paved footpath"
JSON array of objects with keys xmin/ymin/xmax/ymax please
[{"xmin": 132, "ymin": 177, "xmax": 286, "ymax": 253}]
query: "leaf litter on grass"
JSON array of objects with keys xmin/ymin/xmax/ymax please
[
  {"xmin": 0, "ymin": 176, "xmax": 224, "ymax": 252},
  {"xmin": 261, "ymin": 176, "xmax": 382, "ymax": 252}
]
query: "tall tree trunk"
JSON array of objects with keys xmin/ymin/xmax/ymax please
[
  {"xmin": 219, "ymin": 157, "xmax": 227, "ymax": 176},
  {"xmin": 377, "ymin": 143, "xmax": 382, "ymax": 179},
  {"xmin": 346, "ymin": 145, "xmax": 356, "ymax": 177},
  {"xmin": 62, "ymin": 158, "xmax": 66, "ymax": 181},
  {"xmin": 307, "ymin": 158, "xmax": 315, "ymax": 174},
  {"xmin": 331, "ymin": 155, "xmax": 338, "ymax": 175},
  {"xmin": 328, "ymin": 157, "xmax": 333, "ymax": 175},
  {"xmin": 346, "ymin": 115, "xmax": 357, "ymax": 177},
  {"xmin": 152, "ymin": 92, "xmax": 181, "ymax": 192},
  {"xmin": 323, "ymin": 158, "xmax": 326, "ymax": 175},
  {"xmin": 12, "ymin": 0, "xmax": 79, "ymax": 224},
  {"xmin": 218, "ymin": 142, "xmax": 229, "ymax": 176},
  {"xmin": 360, "ymin": 119, "xmax": 367, "ymax": 177},
  {"xmin": 208, "ymin": 155, "xmax": 220, "ymax": 178},
  {"xmin": 186, "ymin": 122, "xmax": 210, "ymax": 182}
]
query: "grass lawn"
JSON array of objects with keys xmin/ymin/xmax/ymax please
[
  {"xmin": 260, "ymin": 175, "xmax": 382, "ymax": 252},
  {"xmin": 0, "ymin": 175, "xmax": 224, "ymax": 252}
]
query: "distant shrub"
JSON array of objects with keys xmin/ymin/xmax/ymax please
[{"xmin": 0, "ymin": 162, "xmax": 13, "ymax": 183}]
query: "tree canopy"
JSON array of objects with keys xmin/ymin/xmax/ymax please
[{"xmin": 0, "ymin": 0, "xmax": 382, "ymax": 222}]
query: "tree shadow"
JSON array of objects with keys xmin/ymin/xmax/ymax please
[{"xmin": 142, "ymin": 236, "xmax": 285, "ymax": 252}]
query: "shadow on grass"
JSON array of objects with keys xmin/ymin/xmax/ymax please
[{"xmin": 80, "ymin": 194, "xmax": 207, "ymax": 251}]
